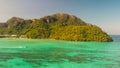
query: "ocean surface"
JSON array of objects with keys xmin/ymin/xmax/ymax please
[{"xmin": 0, "ymin": 35, "xmax": 119, "ymax": 68}]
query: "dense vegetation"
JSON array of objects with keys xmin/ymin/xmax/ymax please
[{"xmin": 0, "ymin": 13, "xmax": 113, "ymax": 42}]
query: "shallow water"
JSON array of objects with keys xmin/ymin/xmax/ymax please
[{"xmin": 0, "ymin": 35, "xmax": 119, "ymax": 68}]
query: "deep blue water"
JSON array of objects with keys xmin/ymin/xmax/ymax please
[{"xmin": 111, "ymin": 35, "xmax": 120, "ymax": 42}]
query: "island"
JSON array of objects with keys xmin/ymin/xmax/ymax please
[{"xmin": 0, "ymin": 13, "xmax": 113, "ymax": 42}]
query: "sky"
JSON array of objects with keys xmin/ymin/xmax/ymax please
[{"xmin": 0, "ymin": 0, "xmax": 120, "ymax": 35}]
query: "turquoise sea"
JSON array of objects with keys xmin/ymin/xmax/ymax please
[{"xmin": 0, "ymin": 35, "xmax": 119, "ymax": 68}]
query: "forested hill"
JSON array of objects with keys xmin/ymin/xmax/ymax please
[{"xmin": 0, "ymin": 13, "xmax": 113, "ymax": 42}]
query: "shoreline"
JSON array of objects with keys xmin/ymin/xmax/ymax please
[{"xmin": 0, "ymin": 37, "xmax": 114, "ymax": 42}]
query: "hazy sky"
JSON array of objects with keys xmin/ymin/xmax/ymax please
[{"xmin": 0, "ymin": 0, "xmax": 120, "ymax": 34}]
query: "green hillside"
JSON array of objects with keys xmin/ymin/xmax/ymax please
[{"xmin": 0, "ymin": 13, "xmax": 113, "ymax": 42}]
